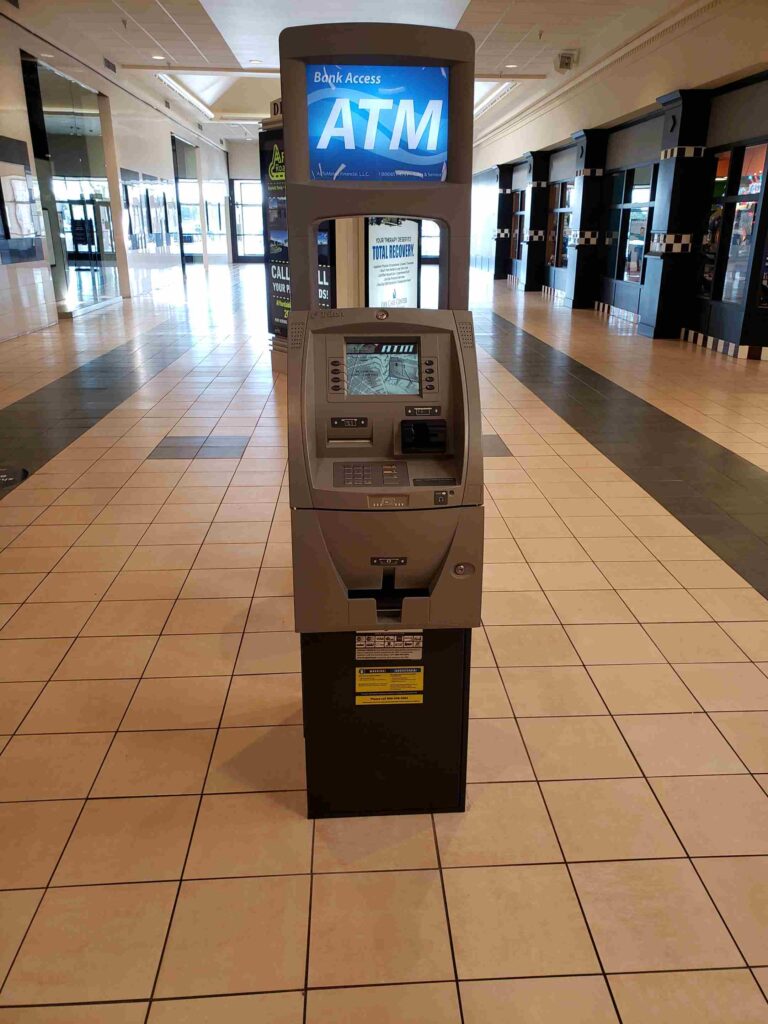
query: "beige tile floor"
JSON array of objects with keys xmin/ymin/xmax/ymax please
[
  {"xmin": 492, "ymin": 281, "xmax": 768, "ymax": 470},
  {"xmin": 0, "ymin": 271, "xmax": 767, "ymax": 1019}
]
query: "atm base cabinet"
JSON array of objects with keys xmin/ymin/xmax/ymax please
[{"xmin": 300, "ymin": 628, "xmax": 471, "ymax": 818}]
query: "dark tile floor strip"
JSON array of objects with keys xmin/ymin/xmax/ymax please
[
  {"xmin": 0, "ymin": 329, "xmax": 208, "ymax": 483},
  {"xmin": 476, "ymin": 309, "xmax": 768, "ymax": 599}
]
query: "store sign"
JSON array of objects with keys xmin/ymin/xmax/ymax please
[
  {"xmin": 368, "ymin": 218, "xmax": 419, "ymax": 308},
  {"xmin": 305, "ymin": 65, "xmax": 449, "ymax": 182}
]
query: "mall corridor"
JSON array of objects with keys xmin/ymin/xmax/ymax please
[{"xmin": 0, "ymin": 265, "xmax": 765, "ymax": 1020}]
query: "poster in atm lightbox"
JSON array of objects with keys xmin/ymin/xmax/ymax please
[{"xmin": 367, "ymin": 217, "xmax": 420, "ymax": 309}]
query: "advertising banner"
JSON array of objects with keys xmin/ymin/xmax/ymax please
[
  {"xmin": 367, "ymin": 218, "xmax": 419, "ymax": 308},
  {"xmin": 305, "ymin": 65, "xmax": 449, "ymax": 182},
  {"xmin": 259, "ymin": 128, "xmax": 335, "ymax": 337},
  {"xmin": 259, "ymin": 129, "xmax": 290, "ymax": 336}
]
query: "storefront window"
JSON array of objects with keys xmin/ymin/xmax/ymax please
[
  {"xmin": 739, "ymin": 143, "xmax": 766, "ymax": 195},
  {"xmin": 624, "ymin": 207, "xmax": 648, "ymax": 283},
  {"xmin": 603, "ymin": 205, "xmax": 621, "ymax": 277},
  {"xmin": 713, "ymin": 152, "xmax": 731, "ymax": 198},
  {"xmin": 723, "ymin": 200, "xmax": 757, "ymax": 303},
  {"xmin": 758, "ymin": 235, "xmax": 768, "ymax": 309},
  {"xmin": 602, "ymin": 165, "xmax": 656, "ymax": 284},
  {"xmin": 630, "ymin": 165, "xmax": 653, "ymax": 204},
  {"xmin": 510, "ymin": 190, "xmax": 525, "ymax": 261},
  {"xmin": 546, "ymin": 181, "xmax": 573, "ymax": 269},
  {"xmin": 698, "ymin": 143, "xmax": 766, "ymax": 305}
]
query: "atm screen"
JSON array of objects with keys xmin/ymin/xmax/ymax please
[
  {"xmin": 345, "ymin": 338, "xmax": 420, "ymax": 396},
  {"xmin": 305, "ymin": 65, "xmax": 449, "ymax": 182}
]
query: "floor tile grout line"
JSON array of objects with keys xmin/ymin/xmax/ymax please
[
  {"xmin": 430, "ymin": 814, "xmax": 466, "ymax": 1023},
  {"xmin": 1, "ymin": 962, "xmax": 767, "ymax": 1012},
  {"xmin": 609, "ymin": 711, "xmax": 768, "ymax": 1001},
  {"xmin": 139, "ymin": 354, "xmax": 285, "ymax": 1021},
  {"xmin": 0, "ymin": 323, "xmax": 285, "ymax": 1006},
  {"xmin": 478, "ymin": 309, "xmax": 768, "ymax": 599},
  {"xmin": 0, "ymin": 668, "xmax": 147, "ymax": 997},
  {"xmin": 481, "ymin": 618, "xmax": 629, "ymax": 1024},
  {"xmin": 302, "ymin": 819, "xmax": 316, "ymax": 1023}
]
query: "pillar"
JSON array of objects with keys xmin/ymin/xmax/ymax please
[
  {"xmin": 519, "ymin": 151, "xmax": 549, "ymax": 292},
  {"xmin": 97, "ymin": 93, "xmax": 131, "ymax": 298},
  {"xmin": 494, "ymin": 165, "xmax": 512, "ymax": 279},
  {"xmin": 638, "ymin": 90, "xmax": 711, "ymax": 338},
  {"xmin": 196, "ymin": 147, "xmax": 209, "ymax": 270},
  {"xmin": 564, "ymin": 129, "xmax": 607, "ymax": 309}
]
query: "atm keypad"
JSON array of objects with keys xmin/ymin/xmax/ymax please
[{"xmin": 333, "ymin": 462, "xmax": 410, "ymax": 488}]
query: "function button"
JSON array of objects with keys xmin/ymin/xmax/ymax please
[
  {"xmin": 425, "ymin": 376, "xmax": 434, "ymax": 383},
  {"xmin": 424, "ymin": 359, "xmax": 434, "ymax": 366},
  {"xmin": 331, "ymin": 385, "xmax": 341, "ymax": 391},
  {"xmin": 330, "ymin": 359, "xmax": 341, "ymax": 366},
  {"xmin": 425, "ymin": 384, "xmax": 435, "ymax": 391}
]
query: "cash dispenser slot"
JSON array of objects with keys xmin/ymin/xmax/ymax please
[{"xmin": 349, "ymin": 566, "xmax": 430, "ymax": 624}]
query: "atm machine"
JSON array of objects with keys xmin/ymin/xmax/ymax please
[{"xmin": 280, "ymin": 23, "xmax": 483, "ymax": 817}]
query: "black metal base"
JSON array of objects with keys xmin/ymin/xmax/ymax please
[{"xmin": 300, "ymin": 628, "xmax": 471, "ymax": 818}]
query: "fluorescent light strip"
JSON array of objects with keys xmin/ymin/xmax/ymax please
[
  {"xmin": 156, "ymin": 73, "xmax": 214, "ymax": 119},
  {"xmin": 474, "ymin": 82, "xmax": 512, "ymax": 116}
]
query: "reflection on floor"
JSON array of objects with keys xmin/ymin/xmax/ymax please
[
  {"xmin": 56, "ymin": 264, "xmax": 121, "ymax": 317},
  {"xmin": 0, "ymin": 265, "xmax": 767, "ymax": 1021}
]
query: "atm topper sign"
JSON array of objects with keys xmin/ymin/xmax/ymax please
[{"xmin": 306, "ymin": 65, "xmax": 449, "ymax": 182}]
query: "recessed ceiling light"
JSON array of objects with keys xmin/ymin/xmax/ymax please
[
  {"xmin": 249, "ymin": 58, "xmax": 263, "ymax": 65},
  {"xmin": 40, "ymin": 53, "xmax": 55, "ymax": 58},
  {"xmin": 505, "ymin": 64, "xmax": 518, "ymax": 68},
  {"xmin": 151, "ymin": 54, "xmax": 165, "ymax": 61}
]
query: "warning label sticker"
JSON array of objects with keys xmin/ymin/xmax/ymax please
[
  {"xmin": 355, "ymin": 630, "xmax": 423, "ymax": 661},
  {"xmin": 356, "ymin": 692, "xmax": 424, "ymax": 706},
  {"xmin": 355, "ymin": 665, "xmax": 424, "ymax": 707},
  {"xmin": 355, "ymin": 666, "xmax": 424, "ymax": 693}
]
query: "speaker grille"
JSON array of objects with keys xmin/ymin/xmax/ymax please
[{"xmin": 457, "ymin": 321, "xmax": 475, "ymax": 349}]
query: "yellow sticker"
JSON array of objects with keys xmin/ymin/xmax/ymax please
[
  {"xmin": 356, "ymin": 692, "xmax": 424, "ymax": 706},
  {"xmin": 355, "ymin": 666, "xmax": 424, "ymax": 693}
]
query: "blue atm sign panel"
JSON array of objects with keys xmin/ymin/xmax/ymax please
[{"xmin": 306, "ymin": 65, "xmax": 449, "ymax": 182}]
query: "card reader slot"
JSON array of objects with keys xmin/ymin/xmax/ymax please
[{"xmin": 401, "ymin": 419, "xmax": 447, "ymax": 455}]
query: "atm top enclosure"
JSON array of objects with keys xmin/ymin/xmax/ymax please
[
  {"xmin": 279, "ymin": 23, "xmax": 475, "ymax": 311},
  {"xmin": 288, "ymin": 307, "xmax": 482, "ymax": 513}
]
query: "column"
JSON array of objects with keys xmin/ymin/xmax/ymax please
[
  {"xmin": 638, "ymin": 90, "xmax": 711, "ymax": 338},
  {"xmin": 494, "ymin": 165, "xmax": 512, "ymax": 280},
  {"xmin": 519, "ymin": 151, "xmax": 549, "ymax": 292},
  {"xmin": 97, "ymin": 93, "xmax": 131, "ymax": 298},
  {"xmin": 564, "ymin": 129, "xmax": 607, "ymax": 309},
  {"xmin": 196, "ymin": 149, "xmax": 209, "ymax": 270}
]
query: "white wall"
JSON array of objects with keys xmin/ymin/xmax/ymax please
[
  {"xmin": 473, "ymin": 0, "xmax": 768, "ymax": 172},
  {"xmin": 228, "ymin": 141, "xmax": 261, "ymax": 180}
]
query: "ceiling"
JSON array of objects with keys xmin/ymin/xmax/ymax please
[
  {"xmin": 8, "ymin": 0, "xmax": 704, "ymax": 145},
  {"xmin": 466, "ymin": 0, "xmax": 700, "ymax": 131}
]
